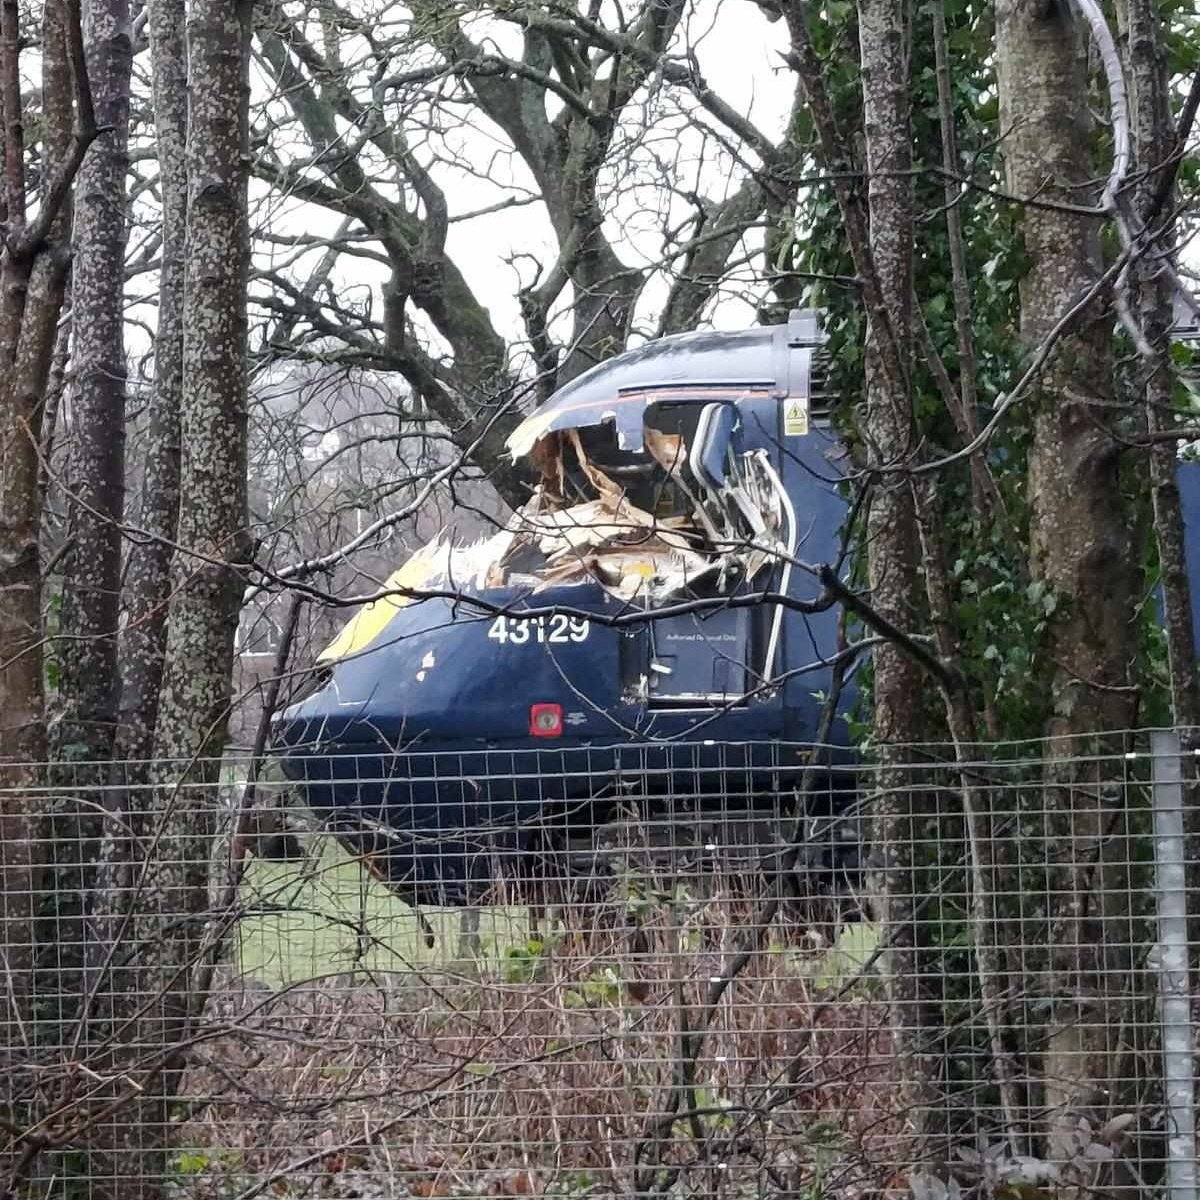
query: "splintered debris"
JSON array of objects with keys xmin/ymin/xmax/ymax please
[{"xmin": 379, "ymin": 422, "xmax": 783, "ymax": 604}]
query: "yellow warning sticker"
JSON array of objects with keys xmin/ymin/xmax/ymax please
[{"xmin": 783, "ymin": 398, "xmax": 809, "ymax": 437}]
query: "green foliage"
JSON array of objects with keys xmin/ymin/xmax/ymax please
[
  {"xmin": 789, "ymin": 1120, "xmax": 851, "ymax": 1200},
  {"xmin": 500, "ymin": 933, "xmax": 558, "ymax": 983},
  {"xmin": 809, "ymin": 921, "xmax": 880, "ymax": 992},
  {"xmin": 564, "ymin": 965, "xmax": 624, "ymax": 1008},
  {"xmin": 783, "ymin": 0, "xmax": 1200, "ymax": 740},
  {"xmin": 166, "ymin": 1147, "xmax": 249, "ymax": 1199},
  {"xmin": 672, "ymin": 1084, "xmax": 736, "ymax": 1139},
  {"xmin": 545, "ymin": 1171, "xmax": 600, "ymax": 1197},
  {"xmin": 777, "ymin": 2, "xmax": 1199, "ymax": 1125},
  {"xmin": 172, "ymin": 1150, "xmax": 212, "ymax": 1176},
  {"xmin": 43, "ymin": 588, "xmax": 63, "ymax": 694}
]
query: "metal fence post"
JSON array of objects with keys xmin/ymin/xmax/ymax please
[{"xmin": 1151, "ymin": 728, "xmax": 1198, "ymax": 1200}]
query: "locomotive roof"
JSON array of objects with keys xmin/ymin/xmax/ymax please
[{"xmin": 507, "ymin": 309, "xmax": 825, "ymax": 457}]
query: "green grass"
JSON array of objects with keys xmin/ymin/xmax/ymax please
[
  {"xmin": 236, "ymin": 837, "xmax": 533, "ymax": 986},
  {"xmin": 234, "ymin": 831, "xmax": 878, "ymax": 993}
]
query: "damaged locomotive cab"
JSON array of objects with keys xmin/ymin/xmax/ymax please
[
  {"xmin": 475, "ymin": 398, "xmax": 787, "ymax": 606},
  {"xmin": 374, "ymin": 398, "xmax": 788, "ymax": 608}
]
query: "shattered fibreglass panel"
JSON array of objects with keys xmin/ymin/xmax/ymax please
[{"xmin": 384, "ymin": 410, "xmax": 784, "ymax": 606}]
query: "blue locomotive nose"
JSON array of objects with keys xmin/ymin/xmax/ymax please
[
  {"xmin": 276, "ymin": 581, "xmax": 629, "ymax": 750},
  {"xmin": 271, "ymin": 578, "xmax": 640, "ymax": 903}
]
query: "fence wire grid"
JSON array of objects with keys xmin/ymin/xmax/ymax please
[{"xmin": 1, "ymin": 731, "xmax": 1198, "ymax": 1200}]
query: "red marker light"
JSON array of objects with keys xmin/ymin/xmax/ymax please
[{"xmin": 530, "ymin": 703, "xmax": 563, "ymax": 737}]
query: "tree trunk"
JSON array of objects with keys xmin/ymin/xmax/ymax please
[
  {"xmin": 87, "ymin": 0, "xmax": 188, "ymax": 1065},
  {"xmin": 153, "ymin": 0, "xmax": 252, "ymax": 804},
  {"xmin": 995, "ymin": 0, "xmax": 1140, "ymax": 1174},
  {"xmin": 149, "ymin": 0, "xmax": 252, "ymax": 1012},
  {"xmin": 781, "ymin": 0, "xmax": 947, "ymax": 1164},
  {"xmin": 113, "ymin": 0, "xmax": 185, "ymax": 768},
  {"xmin": 1123, "ymin": 0, "xmax": 1200, "ymax": 959},
  {"xmin": 856, "ymin": 0, "xmax": 947, "ymax": 1166},
  {"xmin": 0, "ymin": 0, "xmax": 82, "ymax": 1119},
  {"xmin": 113, "ymin": 0, "xmax": 252, "ymax": 1190},
  {"xmin": 33, "ymin": 0, "xmax": 135, "ymax": 1068},
  {"xmin": 56, "ymin": 0, "xmax": 132, "ymax": 764}
]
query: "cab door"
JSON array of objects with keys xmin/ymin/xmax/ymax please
[
  {"xmin": 648, "ymin": 603, "xmax": 755, "ymax": 703},
  {"xmin": 644, "ymin": 401, "xmax": 783, "ymax": 708}
]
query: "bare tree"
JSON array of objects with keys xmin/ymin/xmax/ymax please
[
  {"xmin": 55, "ymin": 0, "xmax": 133, "ymax": 765},
  {"xmin": 249, "ymin": 0, "xmax": 812, "ymax": 502},
  {"xmin": 111, "ymin": 0, "xmax": 254, "ymax": 1188},
  {"xmin": 115, "ymin": 0, "xmax": 188, "ymax": 769},
  {"xmin": 153, "ymin": 0, "xmax": 254, "ymax": 768},
  {"xmin": 36, "ymin": 0, "xmax": 136, "ymax": 1056},
  {"xmin": 0, "ymin": 0, "xmax": 96, "ymax": 1103}
]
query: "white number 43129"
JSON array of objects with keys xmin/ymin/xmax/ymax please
[{"xmin": 487, "ymin": 614, "xmax": 590, "ymax": 645}]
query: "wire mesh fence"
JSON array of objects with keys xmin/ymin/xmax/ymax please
[{"xmin": 1, "ymin": 731, "xmax": 1198, "ymax": 1199}]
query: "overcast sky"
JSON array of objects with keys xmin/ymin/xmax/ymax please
[{"xmin": 449, "ymin": 3, "xmax": 794, "ymax": 341}]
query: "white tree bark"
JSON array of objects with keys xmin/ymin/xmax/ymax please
[
  {"xmin": 120, "ymin": 0, "xmax": 253, "ymax": 1189},
  {"xmin": 154, "ymin": 0, "xmax": 252, "ymax": 774}
]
